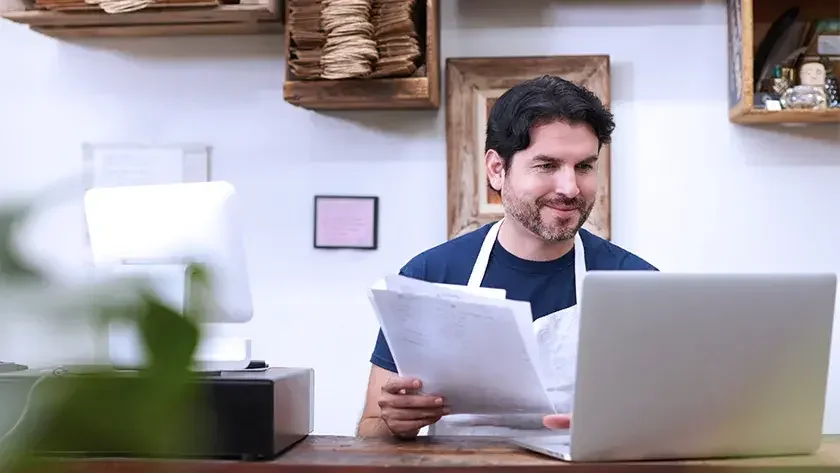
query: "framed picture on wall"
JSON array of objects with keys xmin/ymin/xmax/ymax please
[
  {"xmin": 445, "ymin": 55, "xmax": 612, "ymax": 241},
  {"xmin": 313, "ymin": 195, "xmax": 379, "ymax": 250}
]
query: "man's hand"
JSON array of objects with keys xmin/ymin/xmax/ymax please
[
  {"xmin": 378, "ymin": 376, "xmax": 449, "ymax": 438},
  {"xmin": 543, "ymin": 414, "xmax": 571, "ymax": 430}
]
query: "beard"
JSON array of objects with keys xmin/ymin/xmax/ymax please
[{"xmin": 501, "ymin": 181, "xmax": 594, "ymax": 242}]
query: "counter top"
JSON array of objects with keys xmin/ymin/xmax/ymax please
[{"xmin": 47, "ymin": 435, "xmax": 840, "ymax": 472}]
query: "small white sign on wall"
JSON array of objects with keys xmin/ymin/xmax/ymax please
[{"xmin": 82, "ymin": 143, "xmax": 211, "ymax": 190}]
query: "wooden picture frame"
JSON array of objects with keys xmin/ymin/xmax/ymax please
[
  {"xmin": 445, "ymin": 55, "xmax": 612, "ymax": 241},
  {"xmin": 313, "ymin": 195, "xmax": 379, "ymax": 250}
]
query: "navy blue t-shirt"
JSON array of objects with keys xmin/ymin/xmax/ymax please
[{"xmin": 370, "ymin": 222, "xmax": 658, "ymax": 373}]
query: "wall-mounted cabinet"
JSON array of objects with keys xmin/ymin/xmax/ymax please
[
  {"xmin": 282, "ymin": 0, "xmax": 439, "ymax": 111},
  {"xmin": 727, "ymin": 0, "xmax": 840, "ymax": 124},
  {"xmin": 0, "ymin": 0, "xmax": 281, "ymax": 37}
]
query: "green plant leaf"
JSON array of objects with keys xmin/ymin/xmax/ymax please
[{"xmin": 0, "ymin": 202, "xmax": 44, "ymax": 282}]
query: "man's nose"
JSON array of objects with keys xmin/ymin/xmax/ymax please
[{"xmin": 553, "ymin": 166, "xmax": 580, "ymax": 199}]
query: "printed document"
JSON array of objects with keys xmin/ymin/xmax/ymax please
[{"xmin": 369, "ymin": 275, "xmax": 555, "ymax": 416}]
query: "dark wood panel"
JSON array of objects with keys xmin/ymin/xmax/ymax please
[{"xmin": 752, "ymin": 0, "xmax": 839, "ymax": 24}]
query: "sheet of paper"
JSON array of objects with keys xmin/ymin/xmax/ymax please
[
  {"xmin": 372, "ymin": 276, "xmax": 507, "ymax": 299},
  {"xmin": 369, "ymin": 280, "xmax": 555, "ymax": 416},
  {"xmin": 380, "ymin": 275, "xmax": 539, "ymax": 367}
]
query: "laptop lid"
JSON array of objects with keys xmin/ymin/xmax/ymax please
[{"xmin": 568, "ymin": 271, "xmax": 836, "ymax": 462}]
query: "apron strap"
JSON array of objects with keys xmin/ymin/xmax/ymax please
[
  {"xmin": 573, "ymin": 232, "xmax": 586, "ymax": 304},
  {"xmin": 468, "ymin": 220, "xmax": 588, "ymax": 293},
  {"xmin": 467, "ymin": 220, "xmax": 503, "ymax": 288}
]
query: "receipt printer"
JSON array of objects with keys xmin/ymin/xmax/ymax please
[{"xmin": 0, "ymin": 366, "xmax": 314, "ymax": 461}]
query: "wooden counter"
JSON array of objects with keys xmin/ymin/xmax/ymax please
[{"xmin": 46, "ymin": 435, "xmax": 840, "ymax": 472}]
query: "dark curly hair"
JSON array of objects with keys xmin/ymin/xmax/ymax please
[{"xmin": 485, "ymin": 75, "xmax": 615, "ymax": 171}]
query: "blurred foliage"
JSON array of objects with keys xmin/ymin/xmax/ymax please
[{"xmin": 0, "ymin": 194, "xmax": 211, "ymax": 472}]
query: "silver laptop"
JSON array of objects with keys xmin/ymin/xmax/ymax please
[{"xmin": 512, "ymin": 271, "xmax": 837, "ymax": 462}]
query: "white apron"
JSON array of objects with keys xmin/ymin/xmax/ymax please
[{"xmin": 429, "ymin": 219, "xmax": 587, "ymax": 436}]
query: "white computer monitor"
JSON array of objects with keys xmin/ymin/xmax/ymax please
[{"xmin": 84, "ymin": 181, "xmax": 253, "ymax": 371}]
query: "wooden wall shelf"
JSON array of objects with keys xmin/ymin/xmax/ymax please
[
  {"xmin": 0, "ymin": 0, "xmax": 282, "ymax": 37},
  {"xmin": 727, "ymin": 0, "xmax": 840, "ymax": 125},
  {"xmin": 282, "ymin": 0, "xmax": 440, "ymax": 111},
  {"xmin": 728, "ymin": 107, "xmax": 840, "ymax": 125}
]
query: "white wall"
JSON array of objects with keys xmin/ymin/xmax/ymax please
[{"xmin": 1, "ymin": 0, "xmax": 839, "ymax": 435}]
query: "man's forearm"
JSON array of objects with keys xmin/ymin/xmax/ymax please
[
  {"xmin": 356, "ymin": 416, "xmax": 391, "ymax": 437},
  {"xmin": 356, "ymin": 416, "xmax": 419, "ymax": 439}
]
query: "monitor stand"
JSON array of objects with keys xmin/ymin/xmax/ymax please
[
  {"xmin": 100, "ymin": 262, "xmax": 252, "ymax": 373},
  {"xmin": 107, "ymin": 321, "xmax": 252, "ymax": 372},
  {"xmin": 194, "ymin": 334, "xmax": 252, "ymax": 372}
]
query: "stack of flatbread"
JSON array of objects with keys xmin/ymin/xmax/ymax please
[
  {"xmin": 319, "ymin": 0, "xmax": 378, "ymax": 79},
  {"xmin": 370, "ymin": 0, "xmax": 421, "ymax": 78},
  {"xmin": 288, "ymin": 0, "xmax": 325, "ymax": 80}
]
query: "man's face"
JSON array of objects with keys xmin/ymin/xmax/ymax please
[{"xmin": 490, "ymin": 121, "xmax": 600, "ymax": 242}]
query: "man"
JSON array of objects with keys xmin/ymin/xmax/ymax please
[{"xmin": 357, "ymin": 75, "xmax": 657, "ymax": 439}]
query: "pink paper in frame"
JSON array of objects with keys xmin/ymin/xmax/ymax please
[{"xmin": 314, "ymin": 196, "xmax": 378, "ymax": 249}]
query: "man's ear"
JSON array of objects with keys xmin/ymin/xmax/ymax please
[{"xmin": 485, "ymin": 149, "xmax": 505, "ymax": 192}]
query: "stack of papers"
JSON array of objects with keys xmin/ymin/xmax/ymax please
[{"xmin": 368, "ymin": 275, "xmax": 556, "ymax": 416}]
